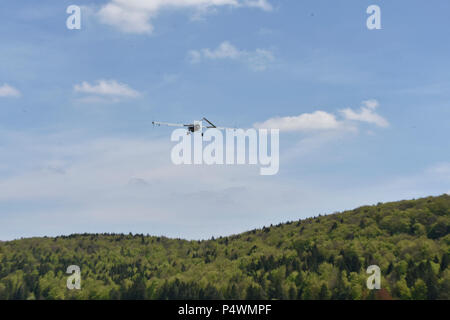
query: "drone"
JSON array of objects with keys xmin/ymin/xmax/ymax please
[{"xmin": 152, "ymin": 117, "xmax": 231, "ymax": 135}]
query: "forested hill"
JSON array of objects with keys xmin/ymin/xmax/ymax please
[{"xmin": 0, "ymin": 195, "xmax": 449, "ymax": 300}]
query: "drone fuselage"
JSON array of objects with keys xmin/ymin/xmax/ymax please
[
  {"xmin": 152, "ymin": 117, "xmax": 222, "ymax": 136},
  {"xmin": 187, "ymin": 120, "xmax": 203, "ymax": 134}
]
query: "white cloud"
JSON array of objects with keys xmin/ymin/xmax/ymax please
[
  {"xmin": 189, "ymin": 41, "xmax": 274, "ymax": 71},
  {"xmin": 0, "ymin": 128, "xmax": 445, "ymax": 240},
  {"xmin": 98, "ymin": 0, "xmax": 273, "ymax": 34},
  {"xmin": 426, "ymin": 162, "xmax": 450, "ymax": 177},
  {"xmin": 200, "ymin": 41, "xmax": 241, "ymax": 60},
  {"xmin": 340, "ymin": 99, "xmax": 389, "ymax": 127},
  {"xmin": 74, "ymin": 80, "xmax": 140, "ymax": 98},
  {"xmin": 0, "ymin": 131, "xmax": 304, "ymax": 240},
  {"xmin": 254, "ymin": 111, "xmax": 341, "ymax": 132},
  {"xmin": 254, "ymin": 100, "xmax": 390, "ymax": 132},
  {"xmin": 258, "ymin": 27, "xmax": 275, "ymax": 36},
  {"xmin": 150, "ymin": 74, "xmax": 181, "ymax": 91},
  {"xmin": 242, "ymin": 0, "xmax": 272, "ymax": 11},
  {"xmin": 0, "ymin": 84, "xmax": 21, "ymax": 97},
  {"xmin": 161, "ymin": 73, "xmax": 180, "ymax": 85}
]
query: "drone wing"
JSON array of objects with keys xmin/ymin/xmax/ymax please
[
  {"xmin": 202, "ymin": 117, "xmax": 216, "ymax": 128},
  {"xmin": 202, "ymin": 118, "xmax": 235, "ymax": 130},
  {"xmin": 152, "ymin": 121, "xmax": 191, "ymax": 128},
  {"xmin": 210, "ymin": 126, "xmax": 235, "ymax": 130}
]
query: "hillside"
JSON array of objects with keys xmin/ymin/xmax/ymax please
[{"xmin": 0, "ymin": 195, "xmax": 449, "ymax": 300}]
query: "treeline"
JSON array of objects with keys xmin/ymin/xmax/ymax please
[{"xmin": 0, "ymin": 194, "xmax": 449, "ymax": 300}]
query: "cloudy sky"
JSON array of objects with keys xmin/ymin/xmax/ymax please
[{"xmin": 0, "ymin": 0, "xmax": 449, "ymax": 240}]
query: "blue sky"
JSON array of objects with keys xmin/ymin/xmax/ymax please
[{"xmin": 0, "ymin": 0, "xmax": 449, "ymax": 240}]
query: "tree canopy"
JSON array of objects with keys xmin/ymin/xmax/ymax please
[{"xmin": 0, "ymin": 194, "xmax": 448, "ymax": 300}]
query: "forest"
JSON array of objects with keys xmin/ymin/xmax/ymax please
[{"xmin": 0, "ymin": 194, "xmax": 449, "ymax": 300}]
